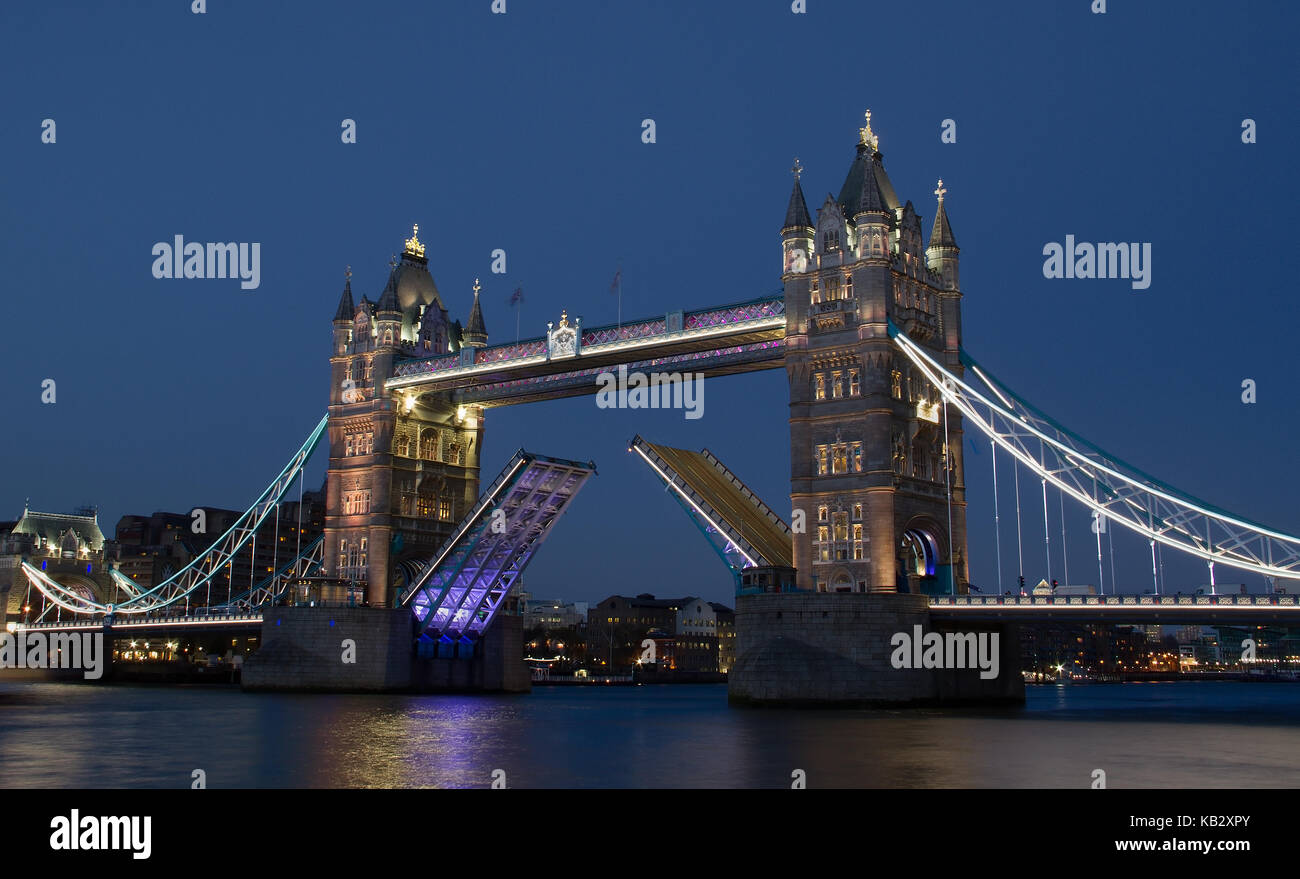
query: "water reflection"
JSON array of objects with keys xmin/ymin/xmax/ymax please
[{"xmin": 0, "ymin": 682, "xmax": 1297, "ymax": 788}]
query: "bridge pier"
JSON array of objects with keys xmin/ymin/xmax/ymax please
[
  {"xmin": 729, "ymin": 593, "xmax": 1024, "ymax": 707},
  {"xmin": 242, "ymin": 606, "xmax": 529, "ymax": 693}
]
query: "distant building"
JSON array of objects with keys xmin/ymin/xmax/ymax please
[
  {"xmin": 586, "ymin": 594, "xmax": 733, "ymax": 674},
  {"xmin": 0, "ymin": 505, "xmax": 117, "ymax": 624}
]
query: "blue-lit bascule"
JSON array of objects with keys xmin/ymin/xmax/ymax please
[{"xmin": 18, "ymin": 414, "xmax": 596, "ymax": 645}]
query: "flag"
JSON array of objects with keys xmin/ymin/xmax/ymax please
[
  {"xmin": 610, "ymin": 268, "xmax": 621, "ymax": 294},
  {"xmin": 508, "ymin": 286, "xmax": 524, "ymax": 306}
]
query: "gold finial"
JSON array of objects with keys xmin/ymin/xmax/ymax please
[
  {"xmin": 859, "ymin": 109, "xmax": 879, "ymax": 151},
  {"xmin": 559, "ymin": 309, "xmax": 569, "ymax": 327},
  {"xmin": 473, "ymin": 278, "xmax": 481, "ymax": 296},
  {"xmin": 403, "ymin": 223, "xmax": 425, "ymax": 259},
  {"xmin": 791, "ymin": 157, "xmax": 803, "ymax": 180},
  {"xmin": 935, "ymin": 179, "xmax": 947, "ymax": 202}
]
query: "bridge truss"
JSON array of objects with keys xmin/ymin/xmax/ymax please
[{"xmin": 890, "ymin": 323, "xmax": 1300, "ymax": 586}]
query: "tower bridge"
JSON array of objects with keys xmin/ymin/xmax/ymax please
[{"xmin": 14, "ymin": 113, "xmax": 1300, "ymax": 702}]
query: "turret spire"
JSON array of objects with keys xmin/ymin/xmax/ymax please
[
  {"xmin": 463, "ymin": 278, "xmax": 488, "ymax": 347},
  {"xmin": 783, "ymin": 158, "xmax": 813, "ymax": 230},
  {"xmin": 334, "ymin": 265, "xmax": 355, "ymax": 322},
  {"xmin": 928, "ymin": 178, "xmax": 958, "ymax": 249}
]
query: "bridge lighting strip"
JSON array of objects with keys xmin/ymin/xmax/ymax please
[
  {"xmin": 13, "ymin": 615, "xmax": 265, "ymax": 633},
  {"xmin": 630, "ymin": 443, "xmax": 760, "ymax": 569},
  {"xmin": 891, "ymin": 328, "xmax": 1300, "ymax": 578}
]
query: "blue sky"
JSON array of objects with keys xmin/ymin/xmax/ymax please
[{"xmin": 2, "ymin": 0, "xmax": 1296, "ymax": 605}]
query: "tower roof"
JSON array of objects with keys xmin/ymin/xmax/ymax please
[
  {"xmin": 783, "ymin": 159, "xmax": 812, "ymax": 230},
  {"xmin": 838, "ymin": 145, "xmax": 900, "ymax": 219},
  {"xmin": 333, "ymin": 268, "xmax": 355, "ymax": 323},
  {"xmin": 928, "ymin": 180, "xmax": 958, "ymax": 249},
  {"xmin": 377, "ymin": 260, "xmax": 402, "ymax": 315},
  {"xmin": 463, "ymin": 279, "xmax": 488, "ymax": 346}
]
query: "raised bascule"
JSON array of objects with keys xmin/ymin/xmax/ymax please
[{"xmin": 15, "ymin": 114, "xmax": 1300, "ymax": 702}]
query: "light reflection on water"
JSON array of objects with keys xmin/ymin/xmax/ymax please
[{"xmin": 1, "ymin": 682, "xmax": 1297, "ymax": 788}]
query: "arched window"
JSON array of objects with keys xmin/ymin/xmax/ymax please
[{"xmin": 419, "ymin": 430, "xmax": 437, "ymax": 461}]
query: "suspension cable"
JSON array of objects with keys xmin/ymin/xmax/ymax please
[
  {"xmin": 1041, "ymin": 442, "xmax": 1052, "ymax": 588},
  {"xmin": 942, "ymin": 383, "xmax": 955, "ymax": 594},
  {"xmin": 1014, "ymin": 458, "xmax": 1025, "ymax": 592},
  {"xmin": 992, "ymin": 438, "xmax": 1004, "ymax": 593},
  {"xmin": 1059, "ymin": 484, "xmax": 1070, "ymax": 588}
]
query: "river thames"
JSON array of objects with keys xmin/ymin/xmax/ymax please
[{"xmin": 2, "ymin": 681, "xmax": 1298, "ymax": 788}]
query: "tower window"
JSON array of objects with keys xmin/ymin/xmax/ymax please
[
  {"xmin": 816, "ymin": 446, "xmax": 829, "ymax": 476},
  {"xmin": 831, "ymin": 371, "xmax": 843, "ymax": 399},
  {"xmin": 849, "ymin": 368, "xmax": 860, "ymax": 396},
  {"xmin": 850, "ymin": 442, "xmax": 863, "ymax": 472},
  {"xmin": 831, "ymin": 444, "xmax": 848, "ymax": 475},
  {"xmin": 814, "ymin": 373, "xmax": 825, "ymax": 401}
]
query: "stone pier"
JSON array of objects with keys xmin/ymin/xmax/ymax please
[
  {"xmin": 242, "ymin": 606, "xmax": 529, "ymax": 693},
  {"xmin": 729, "ymin": 593, "xmax": 1024, "ymax": 707}
]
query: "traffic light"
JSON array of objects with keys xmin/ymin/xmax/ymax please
[
  {"xmin": 1018, "ymin": 575, "xmax": 1025, "ymax": 589},
  {"xmin": 1051, "ymin": 579, "xmax": 1059, "ymax": 590}
]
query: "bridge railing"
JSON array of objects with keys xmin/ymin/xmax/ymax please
[{"xmin": 930, "ymin": 595, "xmax": 1297, "ymax": 608}]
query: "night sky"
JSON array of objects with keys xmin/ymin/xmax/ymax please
[{"xmin": 2, "ymin": 1, "xmax": 1296, "ymax": 605}]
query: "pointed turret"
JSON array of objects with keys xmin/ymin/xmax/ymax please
[
  {"xmin": 462, "ymin": 278, "xmax": 488, "ymax": 348},
  {"xmin": 334, "ymin": 267, "xmax": 355, "ymax": 323},
  {"xmin": 783, "ymin": 169, "xmax": 812, "ymax": 231},
  {"xmin": 781, "ymin": 158, "xmax": 816, "ymax": 276},
  {"xmin": 926, "ymin": 179, "xmax": 960, "ymax": 293},
  {"xmin": 928, "ymin": 187, "xmax": 958, "ymax": 250},
  {"xmin": 377, "ymin": 260, "xmax": 402, "ymax": 317}
]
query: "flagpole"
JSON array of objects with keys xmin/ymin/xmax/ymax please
[{"xmin": 617, "ymin": 259, "xmax": 623, "ymax": 335}]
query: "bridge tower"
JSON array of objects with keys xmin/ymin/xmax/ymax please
[
  {"xmin": 783, "ymin": 114, "xmax": 969, "ymax": 595},
  {"xmin": 324, "ymin": 228, "xmax": 486, "ymax": 607}
]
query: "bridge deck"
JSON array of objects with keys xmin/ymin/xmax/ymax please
[
  {"xmin": 930, "ymin": 594, "xmax": 1300, "ymax": 625},
  {"xmin": 401, "ymin": 450, "xmax": 596, "ymax": 640},
  {"xmin": 632, "ymin": 436, "xmax": 792, "ymax": 570}
]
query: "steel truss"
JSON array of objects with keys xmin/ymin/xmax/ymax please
[
  {"xmin": 21, "ymin": 415, "xmax": 328, "ymax": 616},
  {"xmin": 890, "ymin": 324, "xmax": 1300, "ymax": 581}
]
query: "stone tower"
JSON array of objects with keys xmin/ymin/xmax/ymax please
[
  {"xmin": 324, "ymin": 227, "xmax": 486, "ymax": 607},
  {"xmin": 783, "ymin": 114, "xmax": 969, "ymax": 595}
]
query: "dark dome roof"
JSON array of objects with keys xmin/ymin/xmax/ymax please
[{"xmin": 394, "ymin": 257, "xmax": 441, "ymax": 316}]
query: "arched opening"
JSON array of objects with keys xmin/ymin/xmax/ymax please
[
  {"xmin": 829, "ymin": 571, "xmax": 853, "ymax": 594},
  {"xmin": 901, "ymin": 528, "xmax": 939, "ymax": 577}
]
